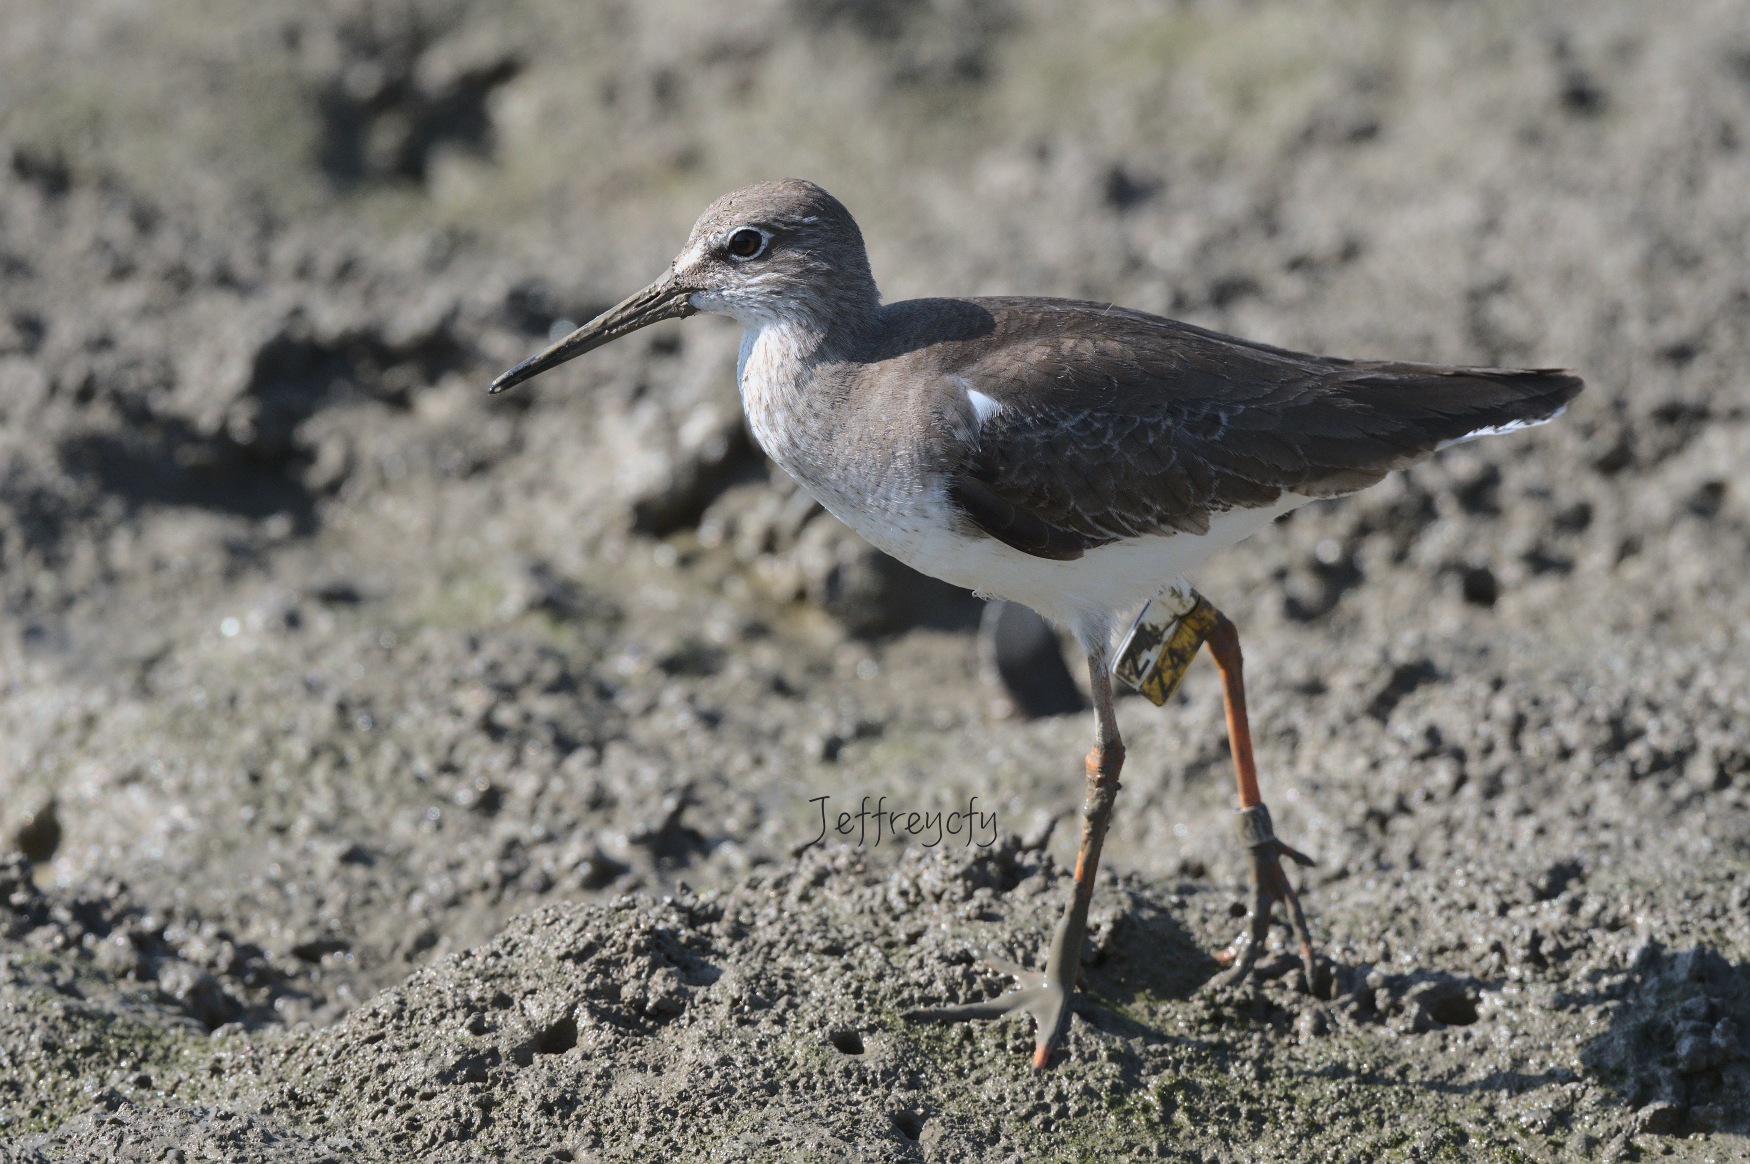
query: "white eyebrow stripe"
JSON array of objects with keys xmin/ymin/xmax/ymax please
[{"xmin": 966, "ymin": 387, "xmax": 1003, "ymax": 426}]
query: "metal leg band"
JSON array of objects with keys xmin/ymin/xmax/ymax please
[{"xmin": 1235, "ymin": 803, "xmax": 1275, "ymax": 848}]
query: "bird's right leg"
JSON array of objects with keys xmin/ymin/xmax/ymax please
[{"xmin": 907, "ymin": 645, "xmax": 1124, "ymax": 1070}]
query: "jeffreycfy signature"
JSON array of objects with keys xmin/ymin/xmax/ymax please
[{"xmin": 803, "ymin": 795, "xmax": 998, "ymax": 850}]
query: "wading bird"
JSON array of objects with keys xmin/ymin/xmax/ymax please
[{"xmin": 490, "ymin": 180, "xmax": 1580, "ymax": 1068}]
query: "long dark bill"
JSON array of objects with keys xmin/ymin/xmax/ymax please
[{"xmin": 487, "ymin": 272, "xmax": 697, "ymax": 394}]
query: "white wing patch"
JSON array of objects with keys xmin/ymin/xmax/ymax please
[
  {"xmin": 966, "ymin": 387, "xmax": 1003, "ymax": 427},
  {"xmin": 1435, "ymin": 405, "xmax": 1568, "ymax": 451}
]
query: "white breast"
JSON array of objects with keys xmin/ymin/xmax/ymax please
[
  {"xmin": 736, "ymin": 320, "xmax": 934, "ymax": 541},
  {"xmin": 736, "ymin": 319, "xmax": 813, "ymax": 473}
]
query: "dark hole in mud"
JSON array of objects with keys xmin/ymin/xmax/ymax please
[
  {"xmin": 577, "ymin": 851, "xmax": 629, "ymax": 890},
  {"xmin": 798, "ymin": 0, "xmax": 917, "ymax": 40},
  {"xmin": 1650, "ymin": 399, "xmax": 1709, "ymax": 429},
  {"xmin": 1461, "ymin": 565, "xmax": 1499, "ymax": 607},
  {"xmin": 829, "ymin": 1028, "xmax": 864, "ymax": 1055},
  {"xmin": 9, "ymin": 145, "xmax": 72, "ymax": 196},
  {"xmin": 290, "ymin": 937, "xmax": 351, "ymax": 963},
  {"xmin": 1523, "ymin": 547, "xmax": 1574, "ymax": 577},
  {"xmin": 1228, "ymin": 900, "xmax": 1248, "ymax": 919},
  {"xmin": 503, "ymin": 278, "xmax": 564, "ymax": 336},
  {"xmin": 2, "ymin": 309, "xmax": 45, "ymax": 353},
  {"xmin": 1284, "ymin": 552, "xmax": 1363, "ymax": 622},
  {"xmin": 631, "ymin": 789, "xmax": 712, "ymax": 871},
  {"xmin": 1427, "ymin": 992, "xmax": 1479, "ymax": 1026},
  {"xmin": 1687, "ymin": 480, "xmax": 1727, "ymax": 519},
  {"xmin": 1554, "ymin": 500, "xmax": 1594, "ymax": 532},
  {"xmin": 1534, "ymin": 857, "xmax": 1585, "ymax": 902},
  {"xmin": 1453, "ymin": 463, "xmax": 1502, "ymax": 515},
  {"xmin": 13, "ymin": 801, "xmax": 61, "ymax": 863},
  {"xmin": 890, "ymin": 1110, "xmax": 923, "ymax": 1140},
  {"xmin": 1659, "ymin": 340, "xmax": 1699, "ymax": 365},
  {"xmin": 1560, "ymin": 70, "xmax": 1607, "ymax": 116},
  {"xmin": 1208, "ymin": 274, "xmax": 1260, "ymax": 309},
  {"xmin": 1103, "ymin": 164, "xmax": 1160, "ymax": 211},
  {"xmin": 312, "ymin": 580, "xmax": 364, "ymax": 605},
  {"xmin": 1367, "ymin": 658, "xmax": 1439, "ymax": 721},
  {"xmin": 657, "ymin": 639, "xmax": 726, "ymax": 678},
  {"xmin": 534, "ymin": 1014, "xmax": 578, "ymax": 1055}
]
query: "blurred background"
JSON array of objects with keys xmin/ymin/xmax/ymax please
[{"xmin": 2, "ymin": 0, "xmax": 1749, "ymax": 1151}]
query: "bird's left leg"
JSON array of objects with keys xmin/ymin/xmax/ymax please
[
  {"xmin": 907, "ymin": 644, "xmax": 1124, "ymax": 1069},
  {"xmin": 1204, "ymin": 612, "xmax": 1319, "ymax": 990}
]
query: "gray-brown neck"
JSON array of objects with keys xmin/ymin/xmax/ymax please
[
  {"xmin": 719, "ymin": 267, "xmax": 883, "ymax": 439},
  {"xmin": 730, "ymin": 283, "xmax": 887, "ymax": 505},
  {"xmin": 708, "ymin": 257, "xmax": 883, "ymax": 362}
]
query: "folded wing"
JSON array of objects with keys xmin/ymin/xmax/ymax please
[{"xmin": 943, "ymin": 298, "xmax": 1582, "ymax": 560}]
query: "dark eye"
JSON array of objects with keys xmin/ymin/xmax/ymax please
[{"xmin": 726, "ymin": 228, "xmax": 766, "ymax": 259}]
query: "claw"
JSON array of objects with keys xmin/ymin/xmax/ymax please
[{"xmin": 1216, "ymin": 804, "xmax": 1318, "ymax": 991}]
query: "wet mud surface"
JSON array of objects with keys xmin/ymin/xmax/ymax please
[{"xmin": 2, "ymin": 0, "xmax": 1749, "ymax": 1159}]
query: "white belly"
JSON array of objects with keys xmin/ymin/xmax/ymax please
[{"xmin": 818, "ymin": 482, "xmax": 1307, "ymax": 631}]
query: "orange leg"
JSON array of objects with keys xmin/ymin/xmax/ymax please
[
  {"xmin": 907, "ymin": 646, "xmax": 1127, "ymax": 1070},
  {"xmin": 1205, "ymin": 613, "xmax": 1320, "ymax": 991},
  {"xmin": 1206, "ymin": 614, "xmax": 1262, "ymax": 810}
]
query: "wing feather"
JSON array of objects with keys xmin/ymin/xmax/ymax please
[{"xmin": 933, "ymin": 298, "xmax": 1581, "ymax": 557}]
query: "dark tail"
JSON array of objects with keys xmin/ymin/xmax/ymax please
[
  {"xmin": 1276, "ymin": 363, "xmax": 1584, "ymax": 498},
  {"xmin": 1343, "ymin": 362, "xmax": 1584, "ymax": 452},
  {"xmin": 1425, "ymin": 367, "xmax": 1583, "ymax": 449}
]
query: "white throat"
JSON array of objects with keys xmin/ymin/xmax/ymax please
[{"xmin": 731, "ymin": 315, "xmax": 826, "ymax": 475}]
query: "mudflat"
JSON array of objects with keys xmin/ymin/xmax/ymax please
[{"xmin": 2, "ymin": 1, "xmax": 1747, "ymax": 1159}]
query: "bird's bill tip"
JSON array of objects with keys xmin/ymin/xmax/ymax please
[
  {"xmin": 486, "ymin": 362, "xmax": 534, "ymax": 395},
  {"xmin": 485, "ymin": 271, "xmax": 696, "ymax": 394}
]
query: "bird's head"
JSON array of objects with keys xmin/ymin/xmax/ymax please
[{"xmin": 489, "ymin": 179, "xmax": 875, "ymax": 395}]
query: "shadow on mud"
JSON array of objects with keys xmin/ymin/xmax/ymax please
[
  {"xmin": 1082, "ymin": 903, "xmax": 1750, "ymax": 1140},
  {"xmin": 58, "ymin": 421, "xmax": 320, "ymax": 526},
  {"xmin": 1573, "ymin": 942, "xmax": 1750, "ymax": 1136},
  {"xmin": 49, "ymin": 317, "xmax": 473, "ymax": 542},
  {"xmin": 1073, "ymin": 890, "xmax": 1227, "ymax": 1055},
  {"xmin": 310, "ymin": 15, "xmax": 522, "ymax": 189}
]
